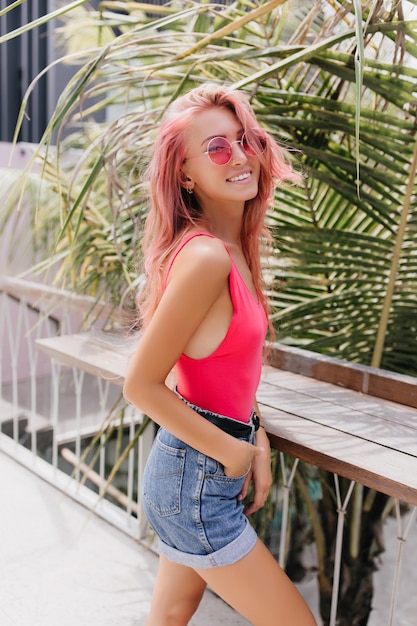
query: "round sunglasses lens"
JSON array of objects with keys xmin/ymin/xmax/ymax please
[
  {"xmin": 207, "ymin": 137, "xmax": 232, "ymax": 165},
  {"xmin": 242, "ymin": 132, "xmax": 267, "ymax": 157}
]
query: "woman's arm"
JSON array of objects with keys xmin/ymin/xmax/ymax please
[
  {"xmin": 123, "ymin": 236, "xmax": 261, "ymax": 477},
  {"xmin": 239, "ymin": 398, "xmax": 273, "ymax": 515}
]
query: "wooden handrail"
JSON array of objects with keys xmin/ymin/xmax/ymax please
[
  {"xmin": 36, "ymin": 331, "xmax": 417, "ymax": 506},
  {"xmin": 269, "ymin": 342, "xmax": 417, "ymax": 408},
  {"xmin": 0, "ymin": 274, "xmax": 131, "ymax": 326}
]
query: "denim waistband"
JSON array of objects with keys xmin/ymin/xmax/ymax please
[{"xmin": 176, "ymin": 392, "xmax": 260, "ymax": 439}]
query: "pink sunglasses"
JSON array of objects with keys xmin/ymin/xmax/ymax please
[{"xmin": 185, "ymin": 132, "xmax": 267, "ymax": 166}]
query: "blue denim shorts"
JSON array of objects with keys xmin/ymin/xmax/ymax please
[{"xmin": 142, "ymin": 400, "xmax": 259, "ymax": 568}]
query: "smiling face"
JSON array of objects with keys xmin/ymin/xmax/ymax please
[{"xmin": 180, "ymin": 107, "xmax": 261, "ymax": 217}]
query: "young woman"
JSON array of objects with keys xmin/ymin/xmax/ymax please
[{"xmin": 123, "ymin": 83, "xmax": 317, "ymax": 626}]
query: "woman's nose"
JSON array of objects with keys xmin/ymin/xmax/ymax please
[{"xmin": 230, "ymin": 139, "xmax": 247, "ymax": 164}]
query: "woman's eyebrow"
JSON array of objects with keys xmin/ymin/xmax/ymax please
[
  {"xmin": 200, "ymin": 128, "xmax": 244, "ymax": 146},
  {"xmin": 200, "ymin": 134, "xmax": 225, "ymax": 146}
]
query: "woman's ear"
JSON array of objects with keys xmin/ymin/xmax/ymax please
[{"xmin": 179, "ymin": 170, "xmax": 194, "ymax": 193}]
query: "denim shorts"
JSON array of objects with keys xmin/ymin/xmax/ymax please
[{"xmin": 142, "ymin": 400, "xmax": 259, "ymax": 568}]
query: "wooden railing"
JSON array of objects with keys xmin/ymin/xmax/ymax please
[{"xmin": 34, "ymin": 331, "xmax": 417, "ymax": 625}]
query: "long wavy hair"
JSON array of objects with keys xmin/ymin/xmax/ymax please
[{"xmin": 137, "ymin": 83, "xmax": 300, "ymax": 328}]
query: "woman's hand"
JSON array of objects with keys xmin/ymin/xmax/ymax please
[
  {"xmin": 238, "ymin": 428, "xmax": 272, "ymax": 515},
  {"xmin": 223, "ymin": 440, "xmax": 263, "ymax": 479}
]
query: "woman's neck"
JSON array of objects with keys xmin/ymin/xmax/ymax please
[{"xmin": 199, "ymin": 218, "xmax": 242, "ymax": 248}]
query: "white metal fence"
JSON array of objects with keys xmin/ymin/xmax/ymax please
[{"xmin": 0, "ymin": 275, "xmax": 153, "ymax": 540}]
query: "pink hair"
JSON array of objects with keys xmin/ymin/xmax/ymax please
[{"xmin": 138, "ymin": 83, "xmax": 300, "ymax": 328}]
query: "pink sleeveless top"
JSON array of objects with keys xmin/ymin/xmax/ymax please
[{"xmin": 164, "ymin": 232, "xmax": 268, "ymax": 422}]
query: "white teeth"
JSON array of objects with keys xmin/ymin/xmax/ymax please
[{"xmin": 228, "ymin": 172, "xmax": 250, "ymax": 182}]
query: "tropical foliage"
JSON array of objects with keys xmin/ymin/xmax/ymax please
[
  {"xmin": 3, "ymin": 0, "xmax": 417, "ymax": 373},
  {"xmin": 1, "ymin": 1, "xmax": 417, "ymax": 624}
]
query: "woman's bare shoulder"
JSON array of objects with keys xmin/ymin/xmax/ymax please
[{"xmin": 168, "ymin": 233, "xmax": 231, "ymax": 283}]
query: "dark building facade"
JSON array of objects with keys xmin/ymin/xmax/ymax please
[
  {"xmin": 1, "ymin": 0, "xmax": 51, "ymax": 142},
  {"xmin": 0, "ymin": 0, "xmax": 106, "ymax": 143}
]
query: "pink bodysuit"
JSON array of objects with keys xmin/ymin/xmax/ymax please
[{"xmin": 164, "ymin": 232, "xmax": 268, "ymax": 423}]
